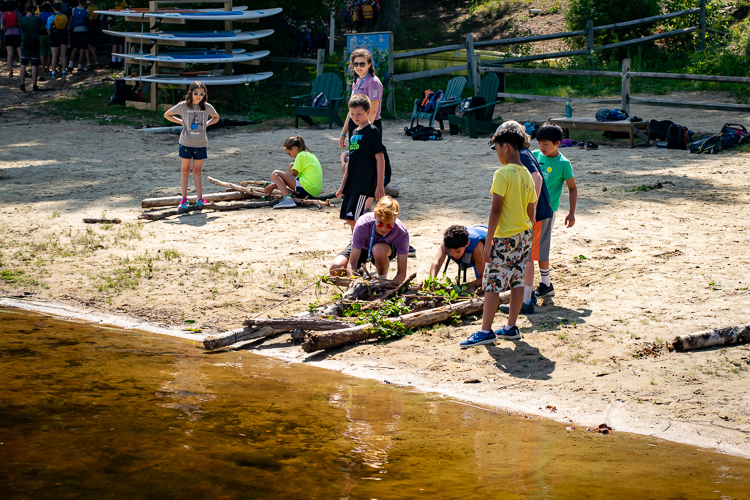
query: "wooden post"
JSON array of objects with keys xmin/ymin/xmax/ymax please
[
  {"xmin": 585, "ymin": 20, "xmax": 594, "ymax": 59},
  {"xmin": 621, "ymin": 58, "xmax": 630, "ymax": 115},
  {"xmin": 329, "ymin": 12, "xmax": 335, "ymax": 55},
  {"xmin": 316, "ymin": 48, "xmax": 324, "ymax": 77},
  {"xmin": 149, "ymin": 1, "xmax": 159, "ymax": 112},
  {"xmin": 465, "ymin": 33, "xmax": 476, "ymax": 93},
  {"xmin": 473, "ymin": 54, "xmax": 481, "ymax": 94},
  {"xmin": 699, "ymin": 0, "xmax": 707, "ymax": 52}
]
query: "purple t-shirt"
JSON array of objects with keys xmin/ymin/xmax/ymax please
[
  {"xmin": 351, "ymin": 213, "xmax": 409, "ymax": 256},
  {"xmin": 352, "ymin": 73, "xmax": 383, "ymax": 121}
]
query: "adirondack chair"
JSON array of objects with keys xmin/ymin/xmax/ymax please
[
  {"xmin": 410, "ymin": 76, "xmax": 467, "ymax": 130},
  {"xmin": 292, "ymin": 73, "xmax": 345, "ymax": 129},
  {"xmin": 448, "ymin": 73, "xmax": 501, "ymax": 138}
]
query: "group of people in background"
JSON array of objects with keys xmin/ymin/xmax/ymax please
[{"xmin": 1, "ymin": 0, "xmax": 101, "ymax": 90}]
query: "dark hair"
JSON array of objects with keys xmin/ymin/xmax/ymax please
[
  {"xmin": 183, "ymin": 81, "xmax": 207, "ymax": 110},
  {"xmin": 443, "ymin": 225, "xmax": 469, "ymax": 250},
  {"xmin": 40, "ymin": 1, "xmax": 52, "ymax": 12},
  {"xmin": 283, "ymin": 135, "xmax": 310, "ymax": 152},
  {"xmin": 536, "ymin": 122, "xmax": 564, "ymax": 143},
  {"xmin": 348, "ymin": 93, "xmax": 370, "ymax": 112},
  {"xmin": 25, "ymin": 1, "xmax": 33, "ymax": 11},
  {"xmin": 350, "ymin": 48, "xmax": 375, "ymax": 77},
  {"xmin": 52, "ymin": 2, "xmax": 61, "ymax": 11}
]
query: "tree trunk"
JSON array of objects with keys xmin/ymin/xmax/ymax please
[
  {"xmin": 374, "ymin": 0, "xmax": 401, "ymax": 32},
  {"xmin": 672, "ymin": 323, "xmax": 750, "ymax": 351},
  {"xmin": 302, "ymin": 294, "xmax": 509, "ymax": 353},
  {"xmin": 142, "ymin": 191, "xmax": 252, "ymax": 208},
  {"xmin": 242, "ymin": 316, "xmax": 350, "ymax": 331}
]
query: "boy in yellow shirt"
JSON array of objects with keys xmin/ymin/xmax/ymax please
[{"xmin": 460, "ymin": 121, "xmax": 537, "ymax": 347}]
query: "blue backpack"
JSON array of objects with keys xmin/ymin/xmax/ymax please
[
  {"xmin": 71, "ymin": 7, "xmax": 87, "ymax": 28},
  {"xmin": 595, "ymin": 108, "xmax": 628, "ymax": 122},
  {"xmin": 421, "ymin": 90, "xmax": 444, "ymax": 113}
]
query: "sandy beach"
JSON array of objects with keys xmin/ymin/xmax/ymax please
[{"xmin": 2, "ymin": 85, "xmax": 749, "ymax": 458}]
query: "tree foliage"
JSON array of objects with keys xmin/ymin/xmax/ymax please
[{"xmin": 565, "ymin": 0, "xmax": 661, "ymax": 47}]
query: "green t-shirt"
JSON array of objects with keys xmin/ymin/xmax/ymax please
[
  {"xmin": 532, "ymin": 150, "xmax": 573, "ymax": 211},
  {"xmin": 490, "ymin": 163, "xmax": 537, "ymax": 238},
  {"xmin": 293, "ymin": 151, "xmax": 322, "ymax": 198}
]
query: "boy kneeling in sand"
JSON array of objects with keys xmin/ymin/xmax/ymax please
[
  {"xmin": 429, "ymin": 225, "xmax": 487, "ymax": 289},
  {"xmin": 329, "ymin": 196, "xmax": 409, "ymax": 281}
]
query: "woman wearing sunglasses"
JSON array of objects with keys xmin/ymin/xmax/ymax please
[
  {"xmin": 164, "ymin": 81, "xmax": 220, "ymax": 210},
  {"xmin": 329, "ymin": 196, "xmax": 409, "ymax": 282},
  {"xmin": 338, "ymin": 48, "xmax": 383, "ymax": 150}
]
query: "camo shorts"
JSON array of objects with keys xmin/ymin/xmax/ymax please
[{"xmin": 482, "ymin": 229, "xmax": 533, "ymax": 293}]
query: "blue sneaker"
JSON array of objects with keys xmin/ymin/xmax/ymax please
[
  {"xmin": 460, "ymin": 330, "xmax": 496, "ymax": 348},
  {"xmin": 195, "ymin": 197, "xmax": 207, "ymax": 208},
  {"xmin": 178, "ymin": 198, "xmax": 189, "ymax": 210},
  {"xmin": 495, "ymin": 325, "xmax": 521, "ymax": 340},
  {"xmin": 499, "ymin": 301, "xmax": 535, "ymax": 315}
]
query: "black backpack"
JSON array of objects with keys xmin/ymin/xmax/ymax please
[
  {"xmin": 649, "ymin": 119, "xmax": 674, "ymax": 140},
  {"xmin": 459, "ymin": 96, "xmax": 486, "ymax": 116},
  {"xmin": 309, "ymin": 91, "xmax": 329, "ymax": 107},
  {"xmin": 666, "ymin": 124, "xmax": 691, "ymax": 150},
  {"xmin": 411, "ymin": 126, "xmax": 442, "ymax": 141}
]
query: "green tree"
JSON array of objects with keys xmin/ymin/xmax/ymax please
[{"xmin": 565, "ymin": 0, "xmax": 661, "ymax": 47}]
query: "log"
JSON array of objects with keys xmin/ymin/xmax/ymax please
[
  {"xmin": 359, "ymin": 273, "xmax": 417, "ymax": 311},
  {"xmin": 242, "ymin": 316, "xmax": 349, "ymax": 332},
  {"xmin": 238, "ymin": 180, "xmax": 269, "ymax": 187},
  {"xmin": 324, "ymin": 276, "xmax": 403, "ymax": 289},
  {"xmin": 207, "ymin": 177, "xmax": 332, "ymax": 207},
  {"xmin": 141, "ymin": 191, "xmax": 252, "ymax": 208},
  {"xmin": 138, "ymin": 201, "xmax": 278, "ymax": 221},
  {"xmin": 672, "ymin": 323, "xmax": 750, "ymax": 352},
  {"xmin": 302, "ymin": 293, "xmax": 510, "ymax": 353},
  {"xmin": 83, "ymin": 218, "xmax": 121, "ymax": 224},
  {"xmin": 203, "ymin": 326, "xmax": 275, "ymax": 351}
]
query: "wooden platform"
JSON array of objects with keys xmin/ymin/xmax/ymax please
[{"xmin": 549, "ymin": 117, "xmax": 650, "ymax": 148}]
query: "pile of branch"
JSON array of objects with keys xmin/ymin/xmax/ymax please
[{"xmin": 203, "ymin": 275, "xmax": 510, "ymax": 353}]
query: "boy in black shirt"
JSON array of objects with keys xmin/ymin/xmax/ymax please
[{"xmin": 336, "ymin": 94, "xmax": 385, "ymax": 230}]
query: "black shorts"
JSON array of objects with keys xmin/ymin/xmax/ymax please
[
  {"xmin": 339, "ymin": 193, "xmax": 370, "ymax": 222},
  {"xmin": 338, "ymin": 242, "xmax": 396, "ymax": 270},
  {"xmin": 71, "ymin": 31, "xmax": 88, "ymax": 49},
  {"xmin": 21, "ymin": 47, "xmax": 40, "ymax": 66},
  {"xmin": 50, "ymin": 31, "xmax": 68, "ymax": 48},
  {"xmin": 4, "ymin": 34, "xmax": 21, "ymax": 48}
]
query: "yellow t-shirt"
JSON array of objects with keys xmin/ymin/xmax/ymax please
[
  {"xmin": 292, "ymin": 151, "xmax": 323, "ymax": 198},
  {"xmin": 490, "ymin": 163, "xmax": 537, "ymax": 238}
]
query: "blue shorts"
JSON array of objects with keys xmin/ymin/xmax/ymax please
[
  {"xmin": 179, "ymin": 145, "xmax": 207, "ymax": 160},
  {"xmin": 294, "ymin": 178, "xmax": 311, "ymax": 198}
]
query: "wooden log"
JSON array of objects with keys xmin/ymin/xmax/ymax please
[
  {"xmin": 238, "ymin": 180, "xmax": 269, "ymax": 187},
  {"xmin": 672, "ymin": 323, "xmax": 750, "ymax": 352},
  {"xmin": 207, "ymin": 177, "xmax": 332, "ymax": 207},
  {"xmin": 242, "ymin": 316, "xmax": 349, "ymax": 332},
  {"xmin": 142, "ymin": 191, "xmax": 251, "ymax": 208},
  {"xmin": 359, "ymin": 273, "xmax": 417, "ymax": 311},
  {"xmin": 203, "ymin": 326, "xmax": 275, "ymax": 351},
  {"xmin": 324, "ymin": 276, "xmax": 403, "ymax": 289},
  {"xmin": 302, "ymin": 293, "xmax": 510, "ymax": 353},
  {"xmin": 138, "ymin": 201, "xmax": 278, "ymax": 221},
  {"xmin": 83, "ymin": 218, "xmax": 121, "ymax": 224}
]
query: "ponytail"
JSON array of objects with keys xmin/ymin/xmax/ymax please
[{"xmin": 283, "ymin": 135, "xmax": 310, "ymax": 152}]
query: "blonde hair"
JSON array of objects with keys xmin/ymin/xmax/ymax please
[
  {"xmin": 374, "ymin": 196, "xmax": 399, "ymax": 222},
  {"xmin": 283, "ymin": 135, "xmax": 310, "ymax": 152}
]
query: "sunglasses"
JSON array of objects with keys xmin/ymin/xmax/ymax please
[
  {"xmin": 192, "ymin": 91, "xmax": 205, "ymax": 96},
  {"xmin": 351, "ymin": 62, "xmax": 367, "ymax": 68},
  {"xmin": 375, "ymin": 220, "xmax": 393, "ymax": 230}
]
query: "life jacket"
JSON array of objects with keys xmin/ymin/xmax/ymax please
[
  {"xmin": 2, "ymin": 10, "xmax": 20, "ymax": 28},
  {"xmin": 71, "ymin": 7, "xmax": 87, "ymax": 28},
  {"xmin": 40, "ymin": 11, "xmax": 54, "ymax": 27},
  {"xmin": 87, "ymin": 4, "xmax": 100, "ymax": 21},
  {"xmin": 51, "ymin": 13, "xmax": 68, "ymax": 31},
  {"xmin": 444, "ymin": 225, "xmax": 488, "ymax": 282}
]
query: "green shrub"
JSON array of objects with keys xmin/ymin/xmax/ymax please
[{"xmin": 565, "ymin": 0, "xmax": 661, "ymax": 47}]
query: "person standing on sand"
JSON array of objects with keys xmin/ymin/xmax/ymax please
[{"xmin": 163, "ymin": 81, "xmax": 220, "ymax": 210}]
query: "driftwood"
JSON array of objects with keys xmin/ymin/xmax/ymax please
[
  {"xmin": 302, "ymin": 293, "xmax": 511, "ymax": 353},
  {"xmin": 138, "ymin": 201, "xmax": 278, "ymax": 221},
  {"xmin": 359, "ymin": 273, "xmax": 417, "ymax": 311},
  {"xmin": 207, "ymin": 177, "xmax": 332, "ymax": 207},
  {"xmin": 672, "ymin": 323, "xmax": 750, "ymax": 352},
  {"xmin": 83, "ymin": 218, "xmax": 121, "ymax": 224},
  {"xmin": 239, "ymin": 180, "xmax": 269, "ymax": 187},
  {"xmin": 141, "ymin": 191, "xmax": 251, "ymax": 208},
  {"xmin": 238, "ymin": 180, "xmax": 338, "ymax": 201}
]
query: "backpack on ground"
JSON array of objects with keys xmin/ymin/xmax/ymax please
[
  {"xmin": 666, "ymin": 124, "xmax": 691, "ymax": 150},
  {"xmin": 690, "ymin": 123, "xmax": 749, "ymax": 154},
  {"xmin": 459, "ymin": 96, "xmax": 486, "ymax": 116},
  {"xmin": 421, "ymin": 90, "xmax": 444, "ymax": 114},
  {"xmin": 595, "ymin": 108, "xmax": 628, "ymax": 122},
  {"xmin": 649, "ymin": 119, "xmax": 674, "ymax": 140},
  {"xmin": 108, "ymin": 79, "xmax": 137, "ymax": 105},
  {"xmin": 308, "ymin": 91, "xmax": 329, "ymax": 107},
  {"xmin": 411, "ymin": 126, "xmax": 442, "ymax": 141}
]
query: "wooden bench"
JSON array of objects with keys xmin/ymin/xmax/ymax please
[{"xmin": 548, "ymin": 117, "xmax": 650, "ymax": 148}]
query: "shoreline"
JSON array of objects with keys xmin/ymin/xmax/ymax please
[{"xmin": 3, "ymin": 296, "xmax": 748, "ymax": 460}]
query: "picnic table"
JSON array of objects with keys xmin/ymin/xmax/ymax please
[{"xmin": 549, "ymin": 117, "xmax": 650, "ymax": 148}]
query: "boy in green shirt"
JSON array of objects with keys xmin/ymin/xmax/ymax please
[
  {"xmin": 531, "ymin": 123, "xmax": 578, "ymax": 299},
  {"xmin": 460, "ymin": 122, "xmax": 538, "ymax": 347}
]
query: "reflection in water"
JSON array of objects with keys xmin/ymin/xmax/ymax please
[{"xmin": 1, "ymin": 308, "xmax": 750, "ymax": 499}]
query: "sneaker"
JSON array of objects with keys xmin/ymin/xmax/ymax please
[
  {"xmin": 495, "ymin": 325, "xmax": 521, "ymax": 340},
  {"xmin": 195, "ymin": 197, "xmax": 207, "ymax": 208},
  {"xmin": 459, "ymin": 330, "xmax": 496, "ymax": 348},
  {"xmin": 408, "ymin": 245, "xmax": 416, "ymax": 258},
  {"xmin": 586, "ymin": 141, "xmax": 599, "ymax": 150},
  {"xmin": 536, "ymin": 282, "xmax": 555, "ymax": 298},
  {"xmin": 177, "ymin": 198, "xmax": 190, "ymax": 210},
  {"xmin": 61, "ymin": 70, "xmax": 68, "ymax": 77},
  {"xmin": 32, "ymin": 85, "xmax": 42, "ymax": 92},
  {"xmin": 20, "ymin": 84, "xmax": 25, "ymax": 93},
  {"xmin": 499, "ymin": 301, "xmax": 536, "ymax": 315},
  {"xmin": 273, "ymin": 197, "xmax": 297, "ymax": 209},
  {"xmin": 50, "ymin": 71, "xmax": 57, "ymax": 78}
]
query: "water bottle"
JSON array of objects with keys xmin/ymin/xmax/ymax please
[{"xmin": 565, "ymin": 102, "xmax": 572, "ymax": 118}]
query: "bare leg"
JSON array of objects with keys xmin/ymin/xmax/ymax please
[
  {"xmin": 346, "ymin": 219, "xmax": 355, "ymax": 232},
  {"xmin": 371, "ymin": 243, "xmax": 392, "ymax": 277},
  {"xmin": 505, "ymin": 286, "xmax": 525, "ymax": 327},
  {"xmin": 180, "ymin": 158, "xmax": 191, "ymax": 198},
  {"xmin": 192, "ymin": 160, "xmax": 204, "ymax": 199},
  {"xmin": 481, "ymin": 292, "xmax": 500, "ymax": 331},
  {"xmin": 270, "ymin": 169, "xmax": 296, "ymax": 197},
  {"xmin": 50, "ymin": 47, "xmax": 59, "ymax": 73},
  {"xmin": 20, "ymin": 64, "xmax": 27, "ymax": 86},
  {"xmin": 60, "ymin": 44, "xmax": 68, "ymax": 73},
  {"xmin": 7, "ymin": 46, "xmax": 14, "ymax": 76},
  {"xmin": 31, "ymin": 65, "xmax": 38, "ymax": 86}
]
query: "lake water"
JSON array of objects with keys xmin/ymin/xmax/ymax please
[{"xmin": 1, "ymin": 308, "xmax": 749, "ymax": 499}]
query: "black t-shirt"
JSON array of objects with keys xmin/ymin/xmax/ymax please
[
  {"xmin": 344, "ymin": 123, "xmax": 383, "ymax": 197},
  {"xmin": 20, "ymin": 15, "xmax": 41, "ymax": 51},
  {"xmin": 520, "ymin": 148, "xmax": 553, "ymax": 222}
]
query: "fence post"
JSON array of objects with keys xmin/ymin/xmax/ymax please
[
  {"xmin": 699, "ymin": 0, "xmax": 707, "ymax": 52},
  {"xmin": 465, "ymin": 33, "xmax": 476, "ymax": 93},
  {"xmin": 585, "ymin": 20, "xmax": 594, "ymax": 57},
  {"xmin": 474, "ymin": 54, "xmax": 481, "ymax": 93},
  {"xmin": 329, "ymin": 12, "xmax": 335, "ymax": 56},
  {"xmin": 316, "ymin": 49, "xmax": 325, "ymax": 77},
  {"xmin": 621, "ymin": 58, "xmax": 630, "ymax": 116}
]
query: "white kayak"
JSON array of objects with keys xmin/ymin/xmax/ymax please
[
  {"xmin": 112, "ymin": 49, "xmax": 269, "ymax": 63},
  {"xmin": 103, "ymin": 28, "xmax": 273, "ymax": 42},
  {"xmin": 124, "ymin": 72, "xmax": 273, "ymax": 85}
]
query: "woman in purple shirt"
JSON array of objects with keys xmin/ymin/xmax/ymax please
[{"xmin": 338, "ymin": 48, "xmax": 384, "ymax": 148}]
